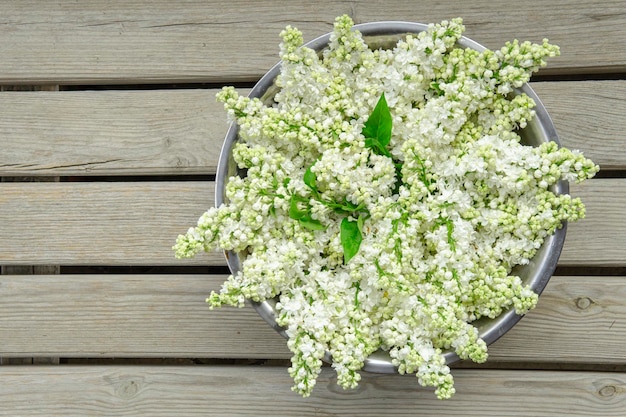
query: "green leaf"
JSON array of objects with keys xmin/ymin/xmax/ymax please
[
  {"xmin": 289, "ymin": 195, "xmax": 308, "ymax": 220},
  {"xmin": 341, "ymin": 199, "xmax": 360, "ymax": 212},
  {"xmin": 319, "ymin": 198, "xmax": 368, "ymax": 216},
  {"xmin": 430, "ymin": 81, "xmax": 443, "ymax": 96},
  {"xmin": 299, "ymin": 216, "xmax": 326, "ymax": 231},
  {"xmin": 357, "ymin": 213, "xmax": 366, "ymax": 233},
  {"xmin": 341, "ymin": 217, "xmax": 363, "ymax": 264},
  {"xmin": 364, "ymin": 138, "xmax": 392, "ymax": 159},
  {"xmin": 289, "ymin": 195, "xmax": 326, "ymax": 231},
  {"xmin": 303, "ymin": 165, "xmax": 317, "ymax": 191},
  {"xmin": 362, "ymin": 93, "xmax": 392, "ymax": 149}
]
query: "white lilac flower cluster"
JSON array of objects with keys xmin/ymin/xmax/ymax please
[{"xmin": 174, "ymin": 15, "xmax": 598, "ymax": 399}]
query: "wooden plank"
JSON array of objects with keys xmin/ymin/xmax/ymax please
[
  {"xmin": 487, "ymin": 275, "xmax": 626, "ymax": 363},
  {"xmin": 0, "ymin": 366, "xmax": 623, "ymax": 416},
  {"xmin": 1, "ymin": 176, "xmax": 60, "ymax": 273},
  {"xmin": 0, "ymin": 274, "xmax": 623, "ymax": 364},
  {"xmin": 0, "ymin": 181, "xmax": 221, "ymax": 266},
  {"xmin": 0, "ymin": 81, "xmax": 624, "ymax": 176},
  {"xmin": 0, "ymin": 274, "xmax": 288, "ymax": 359},
  {"xmin": 531, "ymin": 81, "xmax": 626, "ymax": 171},
  {"xmin": 0, "ymin": 90, "xmax": 224, "ymax": 176},
  {"xmin": 0, "ymin": 179, "xmax": 622, "ymax": 266},
  {"xmin": 560, "ymin": 179, "xmax": 625, "ymax": 266},
  {"xmin": 0, "ymin": 1, "xmax": 624, "ymax": 85}
]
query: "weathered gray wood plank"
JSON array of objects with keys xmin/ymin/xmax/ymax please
[
  {"xmin": 0, "ymin": 1, "xmax": 624, "ymax": 85},
  {"xmin": 559, "ymin": 179, "xmax": 625, "ymax": 266},
  {"xmin": 531, "ymin": 81, "xmax": 626, "ymax": 171},
  {"xmin": 0, "ymin": 81, "xmax": 623, "ymax": 176},
  {"xmin": 0, "ymin": 274, "xmax": 287, "ymax": 358},
  {"xmin": 0, "ymin": 90, "xmax": 223, "ymax": 175},
  {"xmin": 486, "ymin": 275, "xmax": 626, "ymax": 363},
  {"xmin": 0, "ymin": 274, "xmax": 623, "ymax": 364},
  {"xmin": 0, "ymin": 181, "xmax": 220, "ymax": 265},
  {"xmin": 0, "ymin": 179, "xmax": 621, "ymax": 266},
  {"xmin": 0, "ymin": 366, "xmax": 623, "ymax": 416}
]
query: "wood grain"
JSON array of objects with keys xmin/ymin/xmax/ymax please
[
  {"xmin": 0, "ymin": 274, "xmax": 624, "ymax": 364},
  {"xmin": 0, "ymin": 1, "xmax": 624, "ymax": 85},
  {"xmin": 0, "ymin": 181, "xmax": 221, "ymax": 265},
  {"xmin": 0, "ymin": 366, "xmax": 623, "ymax": 416},
  {"xmin": 0, "ymin": 179, "xmax": 622, "ymax": 266},
  {"xmin": 0, "ymin": 81, "xmax": 623, "ymax": 176},
  {"xmin": 486, "ymin": 275, "xmax": 626, "ymax": 363},
  {"xmin": 531, "ymin": 81, "xmax": 626, "ymax": 171},
  {"xmin": 0, "ymin": 90, "xmax": 225, "ymax": 175},
  {"xmin": 560, "ymin": 179, "xmax": 625, "ymax": 266},
  {"xmin": 0, "ymin": 274, "xmax": 288, "ymax": 358}
]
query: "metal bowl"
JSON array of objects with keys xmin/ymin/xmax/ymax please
[{"xmin": 216, "ymin": 21, "xmax": 568, "ymax": 372}]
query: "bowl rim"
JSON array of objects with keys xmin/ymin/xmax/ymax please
[{"xmin": 215, "ymin": 20, "xmax": 568, "ymax": 373}]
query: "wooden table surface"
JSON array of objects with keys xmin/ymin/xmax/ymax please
[{"xmin": 1, "ymin": 1, "xmax": 624, "ymax": 415}]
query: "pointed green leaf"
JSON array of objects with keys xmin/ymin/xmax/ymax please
[
  {"xmin": 364, "ymin": 136, "xmax": 387, "ymax": 154},
  {"xmin": 289, "ymin": 195, "xmax": 308, "ymax": 220},
  {"xmin": 289, "ymin": 195, "xmax": 326, "ymax": 231},
  {"xmin": 341, "ymin": 199, "xmax": 360, "ymax": 212},
  {"xmin": 304, "ymin": 165, "xmax": 317, "ymax": 191},
  {"xmin": 299, "ymin": 216, "xmax": 326, "ymax": 231},
  {"xmin": 341, "ymin": 217, "xmax": 363, "ymax": 264},
  {"xmin": 362, "ymin": 93, "xmax": 392, "ymax": 148},
  {"xmin": 357, "ymin": 213, "xmax": 365, "ymax": 233}
]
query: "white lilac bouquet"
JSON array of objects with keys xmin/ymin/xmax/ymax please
[{"xmin": 174, "ymin": 16, "xmax": 598, "ymax": 399}]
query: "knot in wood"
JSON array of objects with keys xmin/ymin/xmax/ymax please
[
  {"xmin": 116, "ymin": 379, "xmax": 140, "ymax": 399},
  {"xmin": 574, "ymin": 296, "xmax": 593, "ymax": 310},
  {"xmin": 598, "ymin": 384, "xmax": 616, "ymax": 398}
]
